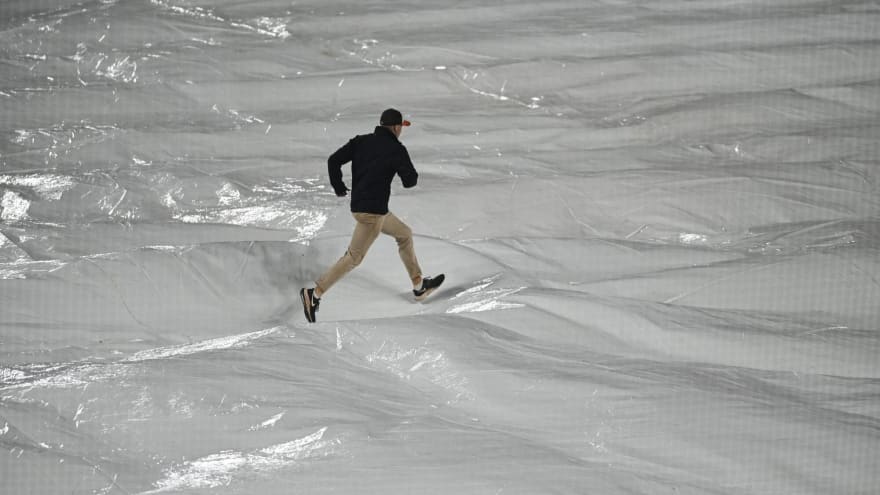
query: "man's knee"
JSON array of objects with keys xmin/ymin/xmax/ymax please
[
  {"xmin": 396, "ymin": 225, "xmax": 413, "ymax": 243},
  {"xmin": 347, "ymin": 248, "xmax": 366, "ymax": 266}
]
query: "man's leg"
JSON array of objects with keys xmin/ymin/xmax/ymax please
[
  {"xmin": 381, "ymin": 212, "xmax": 423, "ymax": 287},
  {"xmin": 315, "ymin": 213, "xmax": 384, "ymax": 296}
]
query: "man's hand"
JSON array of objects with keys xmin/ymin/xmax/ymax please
[{"xmin": 334, "ymin": 184, "xmax": 349, "ymax": 197}]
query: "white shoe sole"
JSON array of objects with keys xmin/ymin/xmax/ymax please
[
  {"xmin": 414, "ymin": 274, "xmax": 445, "ymax": 302},
  {"xmin": 414, "ymin": 287, "xmax": 437, "ymax": 302},
  {"xmin": 300, "ymin": 289, "xmax": 316, "ymax": 322}
]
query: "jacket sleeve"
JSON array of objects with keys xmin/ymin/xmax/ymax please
[
  {"xmin": 328, "ymin": 138, "xmax": 355, "ymax": 194},
  {"xmin": 395, "ymin": 145, "xmax": 418, "ymax": 188}
]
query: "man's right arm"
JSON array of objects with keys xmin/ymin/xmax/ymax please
[
  {"xmin": 395, "ymin": 146, "xmax": 418, "ymax": 189},
  {"xmin": 328, "ymin": 138, "xmax": 355, "ymax": 196}
]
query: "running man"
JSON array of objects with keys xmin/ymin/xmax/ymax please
[{"xmin": 300, "ymin": 109, "xmax": 444, "ymax": 322}]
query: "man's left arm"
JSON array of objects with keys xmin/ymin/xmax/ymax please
[{"xmin": 328, "ymin": 138, "xmax": 355, "ymax": 196}]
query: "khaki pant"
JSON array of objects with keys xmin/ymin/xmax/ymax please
[{"xmin": 316, "ymin": 212, "xmax": 422, "ymax": 295}]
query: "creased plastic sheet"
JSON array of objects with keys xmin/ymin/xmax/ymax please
[{"xmin": 2, "ymin": 1, "xmax": 879, "ymax": 494}]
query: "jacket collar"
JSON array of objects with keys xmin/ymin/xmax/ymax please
[{"xmin": 374, "ymin": 126, "xmax": 399, "ymax": 141}]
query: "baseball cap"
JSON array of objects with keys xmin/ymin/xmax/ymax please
[{"xmin": 380, "ymin": 108, "xmax": 411, "ymax": 126}]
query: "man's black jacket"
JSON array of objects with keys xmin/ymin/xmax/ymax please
[{"xmin": 328, "ymin": 126, "xmax": 418, "ymax": 214}]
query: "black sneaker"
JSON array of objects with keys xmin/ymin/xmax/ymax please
[
  {"xmin": 300, "ymin": 288, "xmax": 320, "ymax": 322},
  {"xmin": 413, "ymin": 274, "xmax": 445, "ymax": 302}
]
